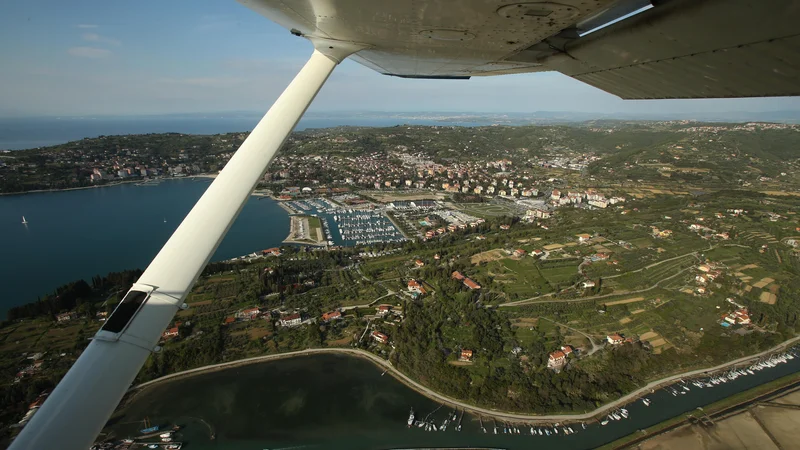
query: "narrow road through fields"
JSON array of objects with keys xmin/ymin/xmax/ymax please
[
  {"xmin": 538, "ymin": 316, "xmax": 602, "ymax": 356},
  {"xmin": 500, "ymin": 264, "xmax": 696, "ymax": 307}
]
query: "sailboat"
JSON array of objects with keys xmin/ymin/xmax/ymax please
[{"xmin": 22, "ymin": 216, "xmax": 28, "ymax": 224}]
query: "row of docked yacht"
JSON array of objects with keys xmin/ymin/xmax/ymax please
[
  {"xmin": 687, "ymin": 350, "xmax": 796, "ymax": 390},
  {"xmin": 333, "ymin": 211, "xmax": 405, "ymax": 245},
  {"xmin": 491, "ymin": 420, "xmax": 580, "ymax": 436},
  {"xmin": 600, "ymin": 408, "xmax": 629, "ymax": 426}
]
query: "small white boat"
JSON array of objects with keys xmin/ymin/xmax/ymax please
[{"xmin": 22, "ymin": 216, "xmax": 28, "ymax": 224}]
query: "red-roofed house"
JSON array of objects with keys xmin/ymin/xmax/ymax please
[
  {"xmin": 376, "ymin": 305, "xmax": 392, "ymax": 316},
  {"xmin": 561, "ymin": 345, "xmax": 574, "ymax": 356},
  {"xmin": 223, "ymin": 317, "xmax": 236, "ymax": 325},
  {"xmin": 451, "ymin": 271, "xmax": 465, "ymax": 281},
  {"xmin": 415, "ymin": 259, "xmax": 425, "ymax": 267},
  {"xmin": 513, "ymin": 249, "xmax": 526, "ymax": 257},
  {"xmin": 407, "ymin": 279, "xmax": 426, "ymax": 295},
  {"xmin": 56, "ymin": 312, "xmax": 75, "ymax": 323},
  {"xmin": 262, "ymin": 247, "xmax": 282, "ymax": 256},
  {"xmin": 322, "ymin": 310, "xmax": 342, "ymax": 322},
  {"xmin": 548, "ymin": 350, "xmax": 566, "ymax": 369},
  {"xmin": 606, "ymin": 334, "xmax": 624, "ymax": 345},
  {"xmin": 29, "ymin": 397, "xmax": 46, "ymax": 410},
  {"xmin": 463, "ymin": 278, "xmax": 481, "ymax": 290},
  {"xmin": 162, "ymin": 327, "xmax": 179, "ymax": 339},
  {"xmin": 459, "ymin": 349, "xmax": 474, "ymax": 362},
  {"xmin": 236, "ymin": 307, "xmax": 261, "ymax": 321},
  {"xmin": 280, "ymin": 313, "xmax": 303, "ymax": 327},
  {"xmin": 371, "ymin": 330, "xmax": 389, "ymax": 344}
]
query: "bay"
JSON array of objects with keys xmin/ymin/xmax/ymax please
[
  {"xmin": 0, "ymin": 178, "xmax": 288, "ymax": 316},
  {"xmin": 110, "ymin": 352, "xmax": 800, "ymax": 450}
]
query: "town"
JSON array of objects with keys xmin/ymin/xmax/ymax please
[{"xmin": 1, "ymin": 121, "xmax": 800, "ymax": 447}]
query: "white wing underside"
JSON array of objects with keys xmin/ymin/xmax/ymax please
[{"xmin": 239, "ymin": 0, "xmax": 800, "ymax": 98}]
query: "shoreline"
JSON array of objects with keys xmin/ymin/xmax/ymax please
[
  {"xmin": 0, "ymin": 174, "xmax": 219, "ymax": 197},
  {"xmin": 127, "ymin": 336, "xmax": 800, "ymax": 423}
]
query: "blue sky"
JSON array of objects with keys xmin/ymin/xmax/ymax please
[{"xmin": 1, "ymin": 0, "xmax": 798, "ymax": 117}]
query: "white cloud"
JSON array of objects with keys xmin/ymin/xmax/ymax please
[
  {"xmin": 76, "ymin": 24, "xmax": 98, "ymax": 29},
  {"xmin": 67, "ymin": 47, "xmax": 112, "ymax": 58},
  {"xmin": 82, "ymin": 33, "xmax": 121, "ymax": 46}
]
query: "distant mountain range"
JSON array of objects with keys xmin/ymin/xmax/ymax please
[
  {"xmin": 301, "ymin": 110, "xmax": 800, "ymax": 124},
  {"xmin": 122, "ymin": 110, "xmax": 800, "ymax": 125}
]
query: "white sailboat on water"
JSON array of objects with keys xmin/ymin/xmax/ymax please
[{"xmin": 22, "ymin": 216, "xmax": 28, "ymax": 224}]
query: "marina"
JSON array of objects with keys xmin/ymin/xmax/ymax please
[
  {"xmin": 280, "ymin": 198, "xmax": 407, "ymax": 247},
  {"xmin": 404, "ymin": 349, "xmax": 799, "ymax": 439},
  {"xmin": 106, "ymin": 348, "xmax": 800, "ymax": 450}
]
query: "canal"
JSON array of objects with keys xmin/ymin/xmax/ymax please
[{"xmin": 107, "ymin": 350, "xmax": 800, "ymax": 449}]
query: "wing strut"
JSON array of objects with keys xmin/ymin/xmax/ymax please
[{"xmin": 10, "ymin": 42, "xmax": 362, "ymax": 450}]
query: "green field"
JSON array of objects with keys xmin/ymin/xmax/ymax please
[
  {"xmin": 454, "ymin": 202, "xmax": 518, "ymax": 218},
  {"xmin": 307, "ymin": 216, "xmax": 322, "ymax": 238}
]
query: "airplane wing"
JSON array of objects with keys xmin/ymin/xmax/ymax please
[{"xmin": 239, "ymin": 0, "xmax": 800, "ymax": 98}]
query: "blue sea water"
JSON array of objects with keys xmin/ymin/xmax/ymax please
[
  {"xmin": 0, "ymin": 115, "xmax": 486, "ymax": 150},
  {"xmin": 0, "ymin": 178, "xmax": 288, "ymax": 316}
]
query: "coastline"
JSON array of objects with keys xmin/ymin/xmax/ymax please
[
  {"xmin": 126, "ymin": 335, "xmax": 800, "ymax": 423},
  {"xmin": 0, "ymin": 174, "xmax": 218, "ymax": 197}
]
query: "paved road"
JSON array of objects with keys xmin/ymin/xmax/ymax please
[
  {"xmin": 131, "ymin": 336, "xmax": 800, "ymax": 423},
  {"xmin": 341, "ymin": 291, "xmax": 396, "ymax": 311}
]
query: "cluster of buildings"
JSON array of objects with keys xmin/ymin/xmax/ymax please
[
  {"xmin": 694, "ymin": 263, "xmax": 724, "ymax": 295},
  {"xmin": 422, "ymin": 213, "xmax": 485, "ymax": 239},
  {"xmin": 721, "ymin": 308, "xmax": 752, "ymax": 327},
  {"xmin": 14, "ymin": 390, "xmax": 50, "ymax": 428},
  {"xmin": 688, "ymin": 223, "xmax": 730, "ymax": 240},
  {"xmin": 549, "ymin": 189, "xmax": 626, "ymax": 209},
  {"xmin": 1, "ymin": 133, "xmax": 242, "ymax": 188},
  {"xmin": 14, "ymin": 353, "xmax": 45, "ymax": 383}
]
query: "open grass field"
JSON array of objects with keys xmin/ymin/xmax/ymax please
[
  {"xmin": 605, "ymin": 296, "xmax": 646, "ymax": 306},
  {"xmin": 760, "ymin": 291, "xmax": 778, "ymax": 304},
  {"xmin": 307, "ymin": 216, "xmax": 323, "ymax": 241},
  {"xmin": 753, "ymin": 277, "xmax": 775, "ymax": 289},
  {"xmin": 539, "ymin": 264, "xmax": 579, "ymax": 285},
  {"xmin": 470, "ymin": 249, "xmax": 505, "ymax": 264},
  {"xmin": 454, "ymin": 202, "xmax": 518, "ymax": 218}
]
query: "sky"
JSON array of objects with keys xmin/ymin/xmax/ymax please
[{"xmin": 0, "ymin": 0, "xmax": 798, "ymax": 118}]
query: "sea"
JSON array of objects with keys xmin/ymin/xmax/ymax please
[
  {"xmin": 0, "ymin": 114, "xmax": 489, "ymax": 151},
  {"xmin": 0, "ymin": 178, "xmax": 288, "ymax": 317},
  {"xmin": 110, "ymin": 351, "xmax": 800, "ymax": 450}
]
